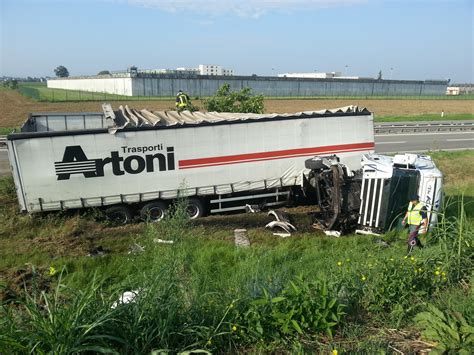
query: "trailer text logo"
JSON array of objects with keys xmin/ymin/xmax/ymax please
[{"xmin": 55, "ymin": 144, "xmax": 175, "ymax": 180}]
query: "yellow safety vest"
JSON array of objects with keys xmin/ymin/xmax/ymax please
[
  {"xmin": 407, "ymin": 201, "xmax": 424, "ymax": 225},
  {"xmin": 176, "ymin": 94, "xmax": 189, "ymax": 108}
]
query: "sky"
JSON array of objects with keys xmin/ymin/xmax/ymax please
[{"xmin": 0, "ymin": 0, "xmax": 472, "ymax": 82}]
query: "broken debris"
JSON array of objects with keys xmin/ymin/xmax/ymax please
[
  {"xmin": 153, "ymin": 238, "xmax": 174, "ymax": 244},
  {"xmin": 111, "ymin": 290, "xmax": 139, "ymax": 309},
  {"xmin": 128, "ymin": 243, "xmax": 145, "ymax": 254},
  {"xmin": 265, "ymin": 210, "xmax": 297, "ymax": 237}
]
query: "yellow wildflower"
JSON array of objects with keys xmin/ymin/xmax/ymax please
[
  {"xmin": 389, "ymin": 258, "xmax": 394, "ymax": 262},
  {"xmin": 418, "ymin": 268, "xmax": 423, "ymax": 272},
  {"xmin": 361, "ymin": 275, "xmax": 366, "ymax": 281},
  {"xmin": 207, "ymin": 339, "xmax": 212, "ymax": 345},
  {"xmin": 49, "ymin": 266, "xmax": 57, "ymax": 276},
  {"xmin": 410, "ymin": 256, "xmax": 415, "ymax": 262},
  {"xmin": 346, "ymin": 258, "xmax": 350, "ymax": 262},
  {"xmin": 435, "ymin": 270, "xmax": 440, "ymax": 276},
  {"xmin": 436, "ymin": 266, "xmax": 441, "ymax": 270},
  {"xmin": 442, "ymin": 272, "xmax": 446, "ymax": 277},
  {"xmin": 404, "ymin": 256, "xmax": 408, "ymax": 259},
  {"xmin": 332, "ymin": 350, "xmax": 338, "ymax": 355},
  {"xmin": 232, "ymin": 325, "xmax": 237, "ymax": 332},
  {"xmin": 337, "ymin": 261, "xmax": 343, "ymax": 266}
]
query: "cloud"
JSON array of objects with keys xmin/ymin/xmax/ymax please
[{"xmin": 123, "ymin": 0, "xmax": 367, "ymax": 18}]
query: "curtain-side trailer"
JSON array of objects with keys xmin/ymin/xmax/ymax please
[{"xmin": 6, "ymin": 105, "xmax": 374, "ymax": 222}]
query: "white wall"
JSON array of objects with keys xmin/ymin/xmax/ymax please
[{"xmin": 47, "ymin": 77, "xmax": 134, "ymax": 96}]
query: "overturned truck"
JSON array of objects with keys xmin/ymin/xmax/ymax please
[
  {"xmin": 6, "ymin": 104, "xmax": 442, "ymax": 233},
  {"xmin": 305, "ymin": 153, "xmax": 442, "ymax": 235},
  {"xmin": 6, "ymin": 105, "xmax": 374, "ymax": 222}
]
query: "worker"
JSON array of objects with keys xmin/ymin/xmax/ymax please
[
  {"xmin": 402, "ymin": 194, "xmax": 428, "ymax": 253},
  {"xmin": 175, "ymin": 90, "xmax": 190, "ymax": 112}
]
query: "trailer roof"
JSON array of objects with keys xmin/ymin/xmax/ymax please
[
  {"xmin": 13, "ymin": 105, "xmax": 371, "ymax": 137},
  {"xmin": 107, "ymin": 104, "xmax": 371, "ymax": 131}
]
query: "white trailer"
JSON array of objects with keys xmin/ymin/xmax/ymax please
[{"xmin": 7, "ymin": 105, "xmax": 374, "ymax": 222}]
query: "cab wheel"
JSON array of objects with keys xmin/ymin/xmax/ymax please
[
  {"xmin": 140, "ymin": 201, "xmax": 168, "ymax": 222},
  {"xmin": 105, "ymin": 205, "xmax": 132, "ymax": 225}
]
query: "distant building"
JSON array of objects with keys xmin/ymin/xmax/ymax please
[
  {"xmin": 277, "ymin": 71, "xmax": 362, "ymax": 79},
  {"xmin": 138, "ymin": 65, "xmax": 234, "ymax": 76},
  {"xmin": 446, "ymin": 86, "xmax": 460, "ymax": 95},
  {"xmin": 447, "ymin": 84, "xmax": 474, "ymax": 95},
  {"xmin": 198, "ymin": 64, "xmax": 234, "ymax": 76},
  {"xmin": 141, "ymin": 68, "xmax": 200, "ymax": 75}
]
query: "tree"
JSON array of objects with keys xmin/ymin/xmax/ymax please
[
  {"xmin": 97, "ymin": 70, "xmax": 111, "ymax": 75},
  {"xmin": 54, "ymin": 65, "xmax": 69, "ymax": 78},
  {"xmin": 3, "ymin": 79, "xmax": 18, "ymax": 90},
  {"xmin": 203, "ymin": 83, "xmax": 265, "ymax": 114}
]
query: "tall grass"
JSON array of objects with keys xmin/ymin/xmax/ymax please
[{"xmin": 1, "ymin": 194, "xmax": 472, "ymax": 353}]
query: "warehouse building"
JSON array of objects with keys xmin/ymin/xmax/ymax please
[{"xmin": 47, "ymin": 73, "xmax": 448, "ymax": 97}]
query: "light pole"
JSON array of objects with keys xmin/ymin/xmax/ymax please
[{"xmin": 390, "ymin": 67, "xmax": 394, "ymax": 80}]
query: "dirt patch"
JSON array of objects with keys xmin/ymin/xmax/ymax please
[
  {"xmin": 264, "ymin": 99, "xmax": 474, "ymax": 117},
  {"xmin": 0, "ymin": 90, "xmax": 175, "ymax": 128},
  {"xmin": 0, "ymin": 264, "xmax": 51, "ymax": 302},
  {"xmin": 1, "ymin": 90, "xmax": 472, "ymax": 128}
]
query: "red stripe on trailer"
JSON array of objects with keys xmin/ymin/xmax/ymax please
[{"xmin": 178, "ymin": 142, "xmax": 374, "ymax": 169}]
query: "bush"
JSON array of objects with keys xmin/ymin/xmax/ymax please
[
  {"xmin": 203, "ymin": 84, "xmax": 264, "ymax": 113},
  {"xmin": 233, "ymin": 276, "xmax": 345, "ymax": 342},
  {"xmin": 414, "ymin": 304, "xmax": 474, "ymax": 354}
]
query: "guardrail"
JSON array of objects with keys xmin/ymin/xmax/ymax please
[{"xmin": 374, "ymin": 121, "xmax": 474, "ymax": 134}]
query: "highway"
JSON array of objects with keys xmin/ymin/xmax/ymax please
[
  {"xmin": 1, "ymin": 131, "xmax": 473, "ymax": 177},
  {"xmin": 375, "ymin": 131, "xmax": 474, "ymax": 154}
]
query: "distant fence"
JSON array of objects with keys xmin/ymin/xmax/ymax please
[
  {"xmin": 18, "ymin": 83, "xmax": 474, "ymax": 103},
  {"xmin": 19, "ymin": 84, "xmax": 174, "ymax": 102}
]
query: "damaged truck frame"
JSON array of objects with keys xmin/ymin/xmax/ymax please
[{"xmin": 6, "ymin": 104, "xmax": 442, "ymax": 234}]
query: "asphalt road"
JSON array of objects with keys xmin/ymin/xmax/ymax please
[
  {"xmin": 375, "ymin": 131, "xmax": 474, "ymax": 154},
  {"xmin": 1, "ymin": 131, "xmax": 473, "ymax": 177}
]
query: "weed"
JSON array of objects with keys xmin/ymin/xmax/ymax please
[{"xmin": 414, "ymin": 304, "xmax": 474, "ymax": 354}]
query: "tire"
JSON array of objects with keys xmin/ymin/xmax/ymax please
[
  {"xmin": 140, "ymin": 201, "xmax": 168, "ymax": 222},
  {"xmin": 186, "ymin": 198, "xmax": 206, "ymax": 219},
  {"xmin": 105, "ymin": 205, "xmax": 132, "ymax": 225}
]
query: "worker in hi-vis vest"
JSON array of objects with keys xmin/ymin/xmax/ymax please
[
  {"xmin": 175, "ymin": 90, "xmax": 190, "ymax": 112},
  {"xmin": 402, "ymin": 194, "xmax": 428, "ymax": 253}
]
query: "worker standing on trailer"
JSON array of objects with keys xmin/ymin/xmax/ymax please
[
  {"xmin": 176, "ymin": 90, "xmax": 190, "ymax": 112},
  {"xmin": 402, "ymin": 194, "xmax": 428, "ymax": 253}
]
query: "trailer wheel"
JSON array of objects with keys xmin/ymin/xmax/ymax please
[
  {"xmin": 140, "ymin": 201, "xmax": 168, "ymax": 222},
  {"xmin": 186, "ymin": 198, "xmax": 206, "ymax": 219},
  {"xmin": 105, "ymin": 205, "xmax": 132, "ymax": 225}
]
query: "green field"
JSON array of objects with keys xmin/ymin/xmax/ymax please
[
  {"xmin": 18, "ymin": 82, "xmax": 176, "ymax": 102},
  {"xmin": 0, "ymin": 151, "xmax": 473, "ymax": 353}
]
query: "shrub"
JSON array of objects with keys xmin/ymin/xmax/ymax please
[
  {"xmin": 203, "ymin": 84, "xmax": 264, "ymax": 113},
  {"xmin": 234, "ymin": 276, "xmax": 345, "ymax": 342},
  {"xmin": 414, "ymin": 304, "xmax": 474, "ymax": 354}
]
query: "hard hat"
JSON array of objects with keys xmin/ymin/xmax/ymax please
[{"xmin": 410, "ymin": 194, "xmax": 419, "ymax": 201}]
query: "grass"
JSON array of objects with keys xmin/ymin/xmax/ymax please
[
  {"xmin": 265, "ymin": 95, "xmax": 474, "ymax": 100},
  {"xmin": 375, "ymin": 113, "xmax": 474, "ymax": 122},
  {"xmin": 18, "ymin": 83, "xmax": 176, "ymax": 102},
  {"xmin": 0, "ymin": 150, "xmax": 473, "ymax": 352}
]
